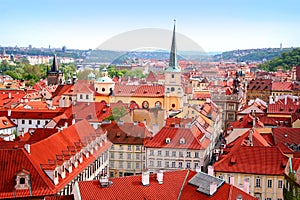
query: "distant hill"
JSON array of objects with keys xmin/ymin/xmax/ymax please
[
  {"xmin": 212, "ymin": 48, "xmax": 294, "ymax": 63},
  {"xmin": 85, "ymin": 48, "xmax": 298, "ymax": 64},
  {"xmin": 258, "ymin": 47, "xmax": 300, "ymax": 71}
]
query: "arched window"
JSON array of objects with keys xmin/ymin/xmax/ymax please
[
  {"xmin": 172, "ymin": 104, "xmax": 176, "ymax": 108},
  {"xmin": 102, "ymin": 88, "xmax": 105, "ymax": 92},
  {"xmin": 171, "ymin": 74, "xmax": 174, "ymax": 78},
  {"xmin": 171, "ymin": 87, "xmax": 175, "ymax": 92},
  {"xmin": 142, "ymin": 101, "xmax": 149, "ymax": 109},
  {"xmin": 155, "ymin": 101, "xmax": 162, "ymax": 109}
]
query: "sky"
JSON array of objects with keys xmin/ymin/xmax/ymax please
[{"xmin": 1, "ymin": 0, "xmax": 300, "ymax": 52}]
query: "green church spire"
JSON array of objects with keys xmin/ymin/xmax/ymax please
[{"xmin": 166, "ymin": 19, "xmax": 180, "ymax": 72}]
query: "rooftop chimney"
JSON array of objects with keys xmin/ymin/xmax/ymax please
[
  {"xmin": 99, "ymin": 175, "xmax": 109, "ymax": 188},
  {"xmin": 195, "ymin": 166, "xmax": 201, "ymax": 173},
  {"xmin": 208, "ymin": 165, "xmax": 214, "ymax": 176},
  {"xmin": 243, "ymin": 177, "xmax": 250, "ymax": 194},
  {"xmin": 229, "ymin": 175, "xmax": 235, "ymax": 185},
  {"xmin": 141, "ymin": 171, "xmax": 150, "ymax": 186},
  {"xmin": 8, "ymin": 92, "xmax": 11, "ymax": 99},
  {"xmin": 157, "ymin": 170, "xmax": 164, "ymax": 184},
  {"xmin": 7, "ymin": 109, "xmax": 11, "ymax": 117},
  {"xmin": 209, "ymin": 182, "xmax": 217, "ymax": 196}
]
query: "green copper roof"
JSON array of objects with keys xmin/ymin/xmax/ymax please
[{"xmin": 166, "ymin": 20, "xmax": 180, "ymax": 72}]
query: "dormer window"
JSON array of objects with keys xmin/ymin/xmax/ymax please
[
  {"xmin": 179, "ymin": 138, "xmax": 185, "ymax": 144},
  {"xmin": 15, "ymin": 169, "xmax": 30, "ymax": 190},
  {"xmin": 166, "ymin": 138, "xmax": 171, "ymax": 144}
]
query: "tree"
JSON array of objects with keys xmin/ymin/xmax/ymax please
[{"xmin": 106, "ymin": 106, "xmax": 128, "ymax": 121}]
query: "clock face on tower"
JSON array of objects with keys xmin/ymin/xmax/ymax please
[{"xmin": 142, "ymin": 101, "xmax": 149, "ymax": 109}]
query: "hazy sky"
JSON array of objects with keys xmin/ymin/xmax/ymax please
[{"xmin": 1, "ymin": 0, "xmax": 300, "ymax": 52}]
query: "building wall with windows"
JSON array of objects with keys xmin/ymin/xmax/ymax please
[
  {"xmin": 109, "ymin": 143, "xmax": 145, "ymax": 178},
  {"xmin": 145, "ymin": 147, "xmax": 209, "ymax": 172},
  {"xmin": 215, "ymin": 172, "xmax": 284, "ymax": 200}
]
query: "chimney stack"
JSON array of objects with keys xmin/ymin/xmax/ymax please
[
  {"xmin": 7, "ymin": 109, "xmax": 11, "ymax": 117},
  {"xmin": 229, "ymin": 175, "xmax": 235, "ymax": 185},
  {"xmin": 195, "ymin": 166, "xmax": 201, "ymax": 173},
  {"xmin": 8, "ymin": 92, "xmax": 11, "ymax": 99},
  {"xmin": 208, "ymin": 165, "xmax": 214, "ymax": 176},
  {"xmin": 141, "ymin": 171, "xmax": 150, "ymax": 186},
  {"xmin": 209, "ymin": 182, "xmax": 217, "ymax": 195},
  {"xmin": 157, "ymin": 170, "xmax": 164, "ymax": 184},
  {"xmin": 243, "ymin": 177, "xmax": 250, "ymax": 194}
]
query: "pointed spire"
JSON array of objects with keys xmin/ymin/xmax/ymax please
[
  {"xmin": 166, "ymin": 19, "xmax": 180, "ymax": 72},
  {"xmin": 51, "ymin": 54, "xmax": 59, "ymax": 72}
]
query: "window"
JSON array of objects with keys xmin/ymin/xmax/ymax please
[
  {"xmin": 194, "ymin": 152, "xmax": 199, "ymax": 158},
  {"xmin": 179, "ymin": 162, "xmax": 183, "ymax": 168},
  {"xmin": 194, "ymin": 163, "xmax": 199, "ymax": 169},
  {"xmin": 171, "ymin": 74, "xmax": 174, "ymax": 78},
  {"xmin": 186, "ymin": 152, "xmax": 191, "ymax": 158},
  {"xmin": 171, "ymin": 87, "xmax": 175, "ymax": 92},
  {"xmin": 102, "ymin": 88, "xmax": 105, "ymax": 92},
  {"xmin": 142, "ymin": 101, "xmax": 149, "ymax": 109},
  {"xmin": 127, "ymin": 162, "xmax": 131, "ymax": 169},
  {"xmin": 127, "ymin": 153, "xmax": 131, "ymax": 159},
  {"xmin": 37, "ymin": 120, "xmax": 40, "ymax": 125},
  {"xmin": 86, "ymin": 94, "xmax": 89, "ymax": 99},
  {"xmin": 171, "ymin": 162, "xmax": 176, "ymax": 168},
  {"xmin": 256, "ymin": 177, "xmax": 261, "ymax": 187},
  {"xmin": 136, "ymin": 154, "xmax": 140, "ymax": 160},
  {"xmin": 29, "ymin": 120, "xmax": 32, "ymax": 125},
  {"xmin": 119, "ymin": 145, "xmax": 123, "ymax": 150},
  {"xmin": 127, "ymin": 145, "xmax": 131, "ymax": 151},
  {"xmin": 150, "ymin": 160, "xmax": 154, "ymax": 166},
  {"xmin": 158, "ymin": 150, "xmax": 162, "ymax": 156},
  {"xmin": 172, "ymin": 103, "xmax": 175, "ymax": 108},
  {"xmin": 278, "ymin": 180, "xmax": 283, "ymax": 188},
  {"xmin": 165, "ymin": 161, "xmax": 169, "ymax": 168},
  {"xmin": 110, "ymin": 153, "xmax": 114, "ymax": 159},
  {"xmin": 119, "ymin": 172, "xmax": 123, "ymax": 177},
  {"xmin": 157, "ymin": 161, "xmax": 162, "ymax": 167},
  {"xmin": 218, "ymin": 174, "xmax": 224, "ymax": 180},
  {"xmin": 165, "ymin": 150, "xmax": 169, "ymax": 157},
  {"xmin": 228, "ymin": 113, "xmax": 235, "ymax": 121},
  {"xmin": 186, "ymin": 162, "xmax": 190, "ymax": 169},
  {"xmin": 150, "ymin": 150, "xmax": 154, "ymax": 156},
  {"xmin": 111, "ymin": 144, "xmax": 114, "ymax": 150},
  {"xmin": 136, "ymin": 162, "xmax": 140, "ymax": 169},
  {"xmin": 267, "ymin": 179, "xmax": 272, "ymax": 188},
  {"xmin": 110, "ymin": 162, "xmax": 114, "ymax": 168},
  {"xmin": 172, "ymin": 151, "xmax": 176, "ymax": 157},
  {"xmin": 80, "ymin": 94, "xmax": 83, "ymax": 99},
  {"xmin": 179, "ymin": 152, "xmax": 183, "ymax": 157},
  {"xmin": 136, "ymin": 146, "xmax": 140, "ymax": 151},
  {"xmin": 119, "ymin": 153, "xmax": 123, "ymax": 159},
  {"xmin": 119, "ymin": 162, "xmax": 123, "ymax": 168},
  {"xmin": 20, "ymin": 177, "xmax": 25, "ymax": 184},
  {"xmin": 265, "ymin": 198, "xmax": 271, "ymax": 200}
]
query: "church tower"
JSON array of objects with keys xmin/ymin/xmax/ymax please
[
  {"xmin": 164, "ymin": 20, "xmax": 184, "ymax": 111},
  {"xmin": 47, "ymin": 54, "xmax": 64, "ymax": 85}
]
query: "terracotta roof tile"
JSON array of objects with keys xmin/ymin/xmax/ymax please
[
  {"xmin": 272, "ymin": 127, "xmax": 300, "ymax": 146},
  {"xmin": 214, "ymin": 146, "xmax": 288, "ymax": 175},
  {"xmin": 114, "ymin": 85, "xmax": 164, "ymax": 97},
  {"xmin": 272, "ymin": 82, "xmax": 293, "ymax": 91}
]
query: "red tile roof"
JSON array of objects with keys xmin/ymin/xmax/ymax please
[
  {"xmin": 77, "ymin": 170, "xmax": 256, "ymax": 200},
  {"xmin": 114, "ymin": 85, "xmax": 164, "ymax": 97},
  {"xmin": 0, "ymin": 120, "xmax": 112, "ymax": 199},
  {"xmin": 145, "ymin": 71, "xmax": 158, "ymax": 83},
  {"xmin": 214, "ymin": 146, "xmax": 288, "ymax": 175},
  {"xmin": 268, "ymin": 104, "xmax": 300, "ymax": 114},
  {"xmin": 144, "ymin": 124, "xmax": 209, "ymax": 150},
  {"xmin": 247, "ymin": 79, "xmax": 272, "ymax": 91},
  {"xmin": 272, "ymin": 127, "xmax": 300, "ymax": 146},
  {"xmin": 0, "ymin": 116, "xmax": 16, "ymax": 129},
  {"xmin": 100, "ymin": 121, "xmax": 152, "ymax": 145},
  {"xmin": 272, "ymin": 82, "xmax": 293, "ymax": 91}
]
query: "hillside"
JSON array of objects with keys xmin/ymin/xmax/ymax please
[
  {"xmin": 212, "ymin": 48, "xmax": 293, "ymax": 62},
  {"xmin": 258, "ymin": 48, "xmax": 300, "ymax": 71}
]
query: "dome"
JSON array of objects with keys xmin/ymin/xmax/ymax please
[{"xmin": 96, "ymin": 76, "xmax": 114, "ymax": 83}]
